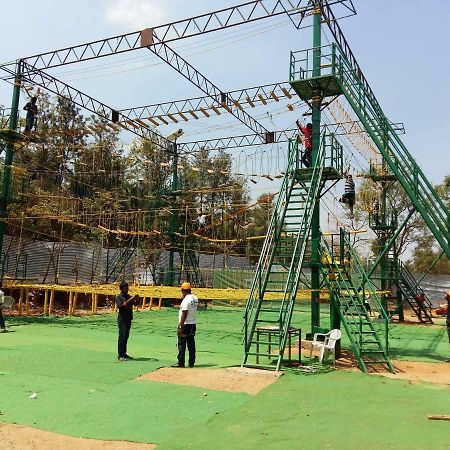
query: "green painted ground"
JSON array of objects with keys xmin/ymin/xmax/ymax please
[{"xmin": 0, "ymin": 306, "xmax": 449, "ymax": 449}]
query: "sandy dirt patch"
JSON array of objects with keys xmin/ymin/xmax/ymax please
[
  {"xmin": 0, "ymin": 423, "xmax": 156, "ymax": 450},
  {"xmin": 379, "ymin": 360, "xmax": 450, "ymax": 385},
  {"xmin": 138, "ymin": 367, "xmax": 282, "ymax": 395}
]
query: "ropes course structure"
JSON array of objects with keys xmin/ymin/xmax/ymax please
[
  {"xmin": 0, "ymin": 0, "xmax": 446, "ymax": 372},
  {"xmin": 0, "ymin": 0, "xmax": 359, "ymax": 289}
]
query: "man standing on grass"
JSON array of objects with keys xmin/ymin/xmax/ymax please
[
  {"xmin": 115, "ymin": 281, "xmax": 139, "ymax": 361},
  {"xmin": 172, "ymin": 282, "xmax": 198, "ymax": 368},
  {"xmin": 0, "ymin": 284, "xmax": 6, "ymax": 333}
]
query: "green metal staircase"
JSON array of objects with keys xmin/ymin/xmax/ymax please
[
  {"xmin": 290, "ymin": 44, "xmax": 450, "ymax": 259},
  {"xmin": 397, "ymin": 260, "xmax": 433, "ymax": 324},
  {"xmin": 242, "ymin": 138, "xmax": 325, "ymax": 370},
  {"xmin": 321, "ymin": 230, "xmax": 394, "ymax": 373}
]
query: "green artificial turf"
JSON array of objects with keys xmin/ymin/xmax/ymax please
[{"xmin": 0, "ymin": 306, "xmax": 449, "ymax": 449}]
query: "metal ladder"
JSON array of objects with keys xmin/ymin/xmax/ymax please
[
  {"xmin": 242, "ymin": 138, "xmax": 324, "ymax": 370},
  {"xmin": 321, "ymin": 231, "xmax": 394, "ymax": 373}
]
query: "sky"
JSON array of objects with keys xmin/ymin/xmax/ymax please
[{"xmin": 0, "ymin": 0, "xmax": 449, "ymax": 192}]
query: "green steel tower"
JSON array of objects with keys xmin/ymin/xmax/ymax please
[
  {"xmin": 310, "ymin": 0, "xmax": 322, "ymax": 334},
  {"xmin": 0, "ymin": 61, "xmax": 22, "ymax": 279}
]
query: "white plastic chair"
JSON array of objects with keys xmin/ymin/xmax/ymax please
[{"xmin": 309, "ymin": 329, "xmax": 342, "ymax": 364}]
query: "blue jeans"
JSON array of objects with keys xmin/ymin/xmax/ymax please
[{"xmin": 0, "ymin": 309, "xmax": 5, "ymax": 329}]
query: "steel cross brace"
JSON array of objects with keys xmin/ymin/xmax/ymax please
[
  {"xmin": 6, "ymin": 61, "xmax": 170, "ymax": 149},
  {"xmin": 364, "ymin": 207, "xmax": 416, "ymax": 282}
]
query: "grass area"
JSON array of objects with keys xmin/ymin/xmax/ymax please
[{"xmin": 0, "ymin": 306, "xmax": 449, "ymax": 449}]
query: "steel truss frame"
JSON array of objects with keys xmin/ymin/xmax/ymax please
[
  {"xmin": 0, "ymin": 0, "xmax": 355, "ymax": 152},
  {"xmin": 119, "ymin": 81, "xmax": 296, "ymax": 124},
  {"xmin": 1, "ymin": 61, "xmax": 170, "ymax": 149},
  {"xmin": 18, "ymin": 1, "xmax": 354, "ymax": 70}
]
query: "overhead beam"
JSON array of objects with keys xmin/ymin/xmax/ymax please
[
  {"xmin": 177, "ymin": 118, "xmax": 375, "ymax": 153},
  {"xmin": 18, "ymin": 0, "xmax": 355, "ymax": 70},
  {"xmin": 148, "ymin": 41, "xmax": 271, "ymax": 141},
  {"xmin": 178, "ymin": 128, "xmax": 296, "ymax": 153},
  {"xmin": 120, "ymin": 81, "xmax": 297, "ymax": 121},
  {"xmin": 4, "ymin": 61, "xmax": 169, "ymax": 149}
]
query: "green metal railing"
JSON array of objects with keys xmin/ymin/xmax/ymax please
[
  {"xmin": 334, "ymin": 45, "xmax": 449, "ymax": 256},
  {"xmin": 243, "ymin": 137, "xmax": 325, "ymax": 369},
  {"xmin": 0, "ymin": 108, "xmax": 13, "ymax": 130},
  {"xmin": 289, "ymin": 45, "xmax": 336, "ymax": 82},
  {"xmin": 322, "ymin": 131, "xmax": 344, "ymax": 173},
  {"xmin": 243, "ymin": 138, "xmax": 301, "ymax": 326},
  {"xmin": 290, "ymin": 43, "xmax": 449, "ymax": 258},
  {"xmin": 397, "ymin": 260, "xmax": 433, "ymax": 322},
  {"xmin": 321, "ymin": 232, "xmax": 393, "ymax": 373}
]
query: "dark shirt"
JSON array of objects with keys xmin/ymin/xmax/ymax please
[
  {"xmin": 446, "ymin": 301, "xmax": 450, "ymax": 323},
  {"xmin": 24, "ymin": 102, "xmax": 38, "ymax": 117},
  {"xmin": 116, "ymin": 293, "xmax": 133, "ymax": 321}
]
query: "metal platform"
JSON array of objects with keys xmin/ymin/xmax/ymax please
[
  {"xmin": 289, "ymin": 75, "xmax": 342, "ymax": 101},
  {"xmin": 294, "ymin": 166, "xmax": 341, "ymax": 182}
]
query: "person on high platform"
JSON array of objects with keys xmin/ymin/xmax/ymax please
[
  {"xmin": 296, "ymin": 120, "xmax": 312, "ymax": 168},
  {"xmin": 23, "ymin": 96, "xmax": 38, "ymax": 132},
  {"xmin": 339, "ymin": 172, "xmax": 356, "ymax": 217}
]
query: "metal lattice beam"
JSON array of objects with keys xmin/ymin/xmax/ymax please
[
  {"xmin": 177, "ymin": 118, "xmax": 382, "ymax": 153},
  {"xmin": 17, "ymin": 1, "xmax": 355, "ymax": 70},
  {"xmin": 148, "ymin": 42, "xmax": 271, "ymax": 141},
  {"xmin": 120, "ymin": 81, "xmax": 297, "ymax": 123},
  {"xmin": 19, "ymin": 1, "xmax": 309, "ymax": 69},
  {"xmin": 178, "ymin": 128, "xmax": 296, "ymax": 153},
  {"xmin": 8, "ymin": 62, "xmax": 169, "ymax": 149}
]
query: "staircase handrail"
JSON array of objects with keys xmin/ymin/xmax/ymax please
[
  {"xmin": 276, "ymin": 138, "xmax": 326, "ymax": 356},
  {"xmin": 330, "ymin": 42, "xmax": 449, "ymax": 255},
  {"xmin": 342, "ymin": 234, "xmax": 391, "ymax": 324},
  {"xmin": 243, "ymin": 138, "xmax": 300, "ymax": 331},
  {"xmin": 398, "ymin": 260, "xmax": 433, "ymax": 309}
]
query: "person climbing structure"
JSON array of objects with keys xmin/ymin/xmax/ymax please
[
  {"xmin": 296, "ymin": 120, "xmax": 312, "ymax": 168},
  {"xmin": 373, "ymin": 199, "xmax": 380, "ymax": 226},
  {"xmin": 23, "ymin": 96, "xmax": 38, "ymax": 132},
  {"xmin": 339, "ymin": 172, "xmax": 355, "ymax": 217}
]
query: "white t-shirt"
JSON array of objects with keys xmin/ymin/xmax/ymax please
[{"xmin": 179, "ymin": 293, "xmax": 199, "ymax": 324}]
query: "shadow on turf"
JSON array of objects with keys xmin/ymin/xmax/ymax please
[
  {"xmin": 129, "ymin": 357, "xmax": 160, "ymax": 362},
  {"xmin": 7, "ymin": 316, "xmax": 113, "ymax": 327}
]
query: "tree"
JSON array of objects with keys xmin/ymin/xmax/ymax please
[
  {"xmin": 246, "ymin": 193, "xmax": 275, "ymax": 263},
  {"xmin": 354, "ymin": 178, "xmax": 419, "ymax": 257},
  {"xmin": 407, "ymin": 175, "xmax": 450, "ymax": 274}
]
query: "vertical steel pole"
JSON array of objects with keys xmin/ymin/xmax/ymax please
[
  {"xmin": 167, "ymin": 142, "xmax": 178, "ymax": 286},
  {"xmin": 310, "ymin": 2, "xmax": 322, "ymax": 333},
  {"xmin": 380, "ymin": 118, "xmax": 389, "ymax": 312},
  {"xmin": 0, "ymin": 60, "xmax": 21, "ymax": 281}
]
